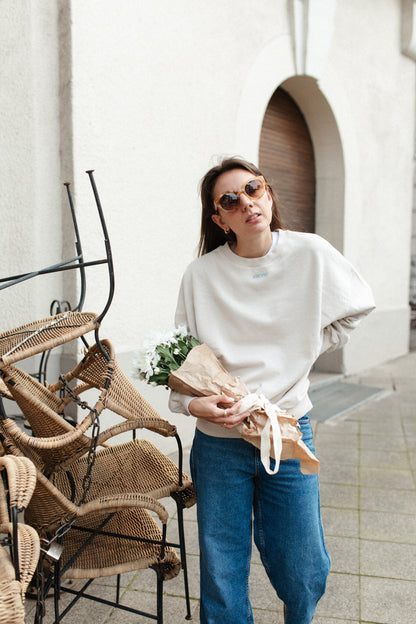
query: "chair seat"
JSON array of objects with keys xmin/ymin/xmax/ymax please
[
  {"xmin": 57, "ymin": 507, "xmax": 181, "ymax": 581},
  {"xmin": 0, "ymin": 312, "xmax": 98, "ymax": 367},
  {"xmin": 53, "ymin": 438, "xmax": 195, "ymax": 507}
]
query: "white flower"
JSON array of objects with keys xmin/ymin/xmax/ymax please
[{"xmin": 132, "ymin": 325, "xmax": 198, "ymax": 387}]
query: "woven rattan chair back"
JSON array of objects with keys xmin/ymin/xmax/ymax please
[
  {"xmin": 0, "ymin": 367, "xmax": 92, "ymax": 473},
  {"xmin": 50, "ymin": 339, "xmax": 177, "ymax": 438},
  {"xmin": 0, "ymin": 456, "xmax": 40, "ymax": 624},
  {"xmin": 0, "ymin": 312, "xmax": 99, "ymax": 370}
]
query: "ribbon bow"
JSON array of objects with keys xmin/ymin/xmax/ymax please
[{"xmin": 238, "ymin": 393, "xmax": 284, "ymax": 475}]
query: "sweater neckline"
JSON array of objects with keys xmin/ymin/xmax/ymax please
[{"xmin": 219, "ymin": 229, "xmax": 284, "ymax": 267}]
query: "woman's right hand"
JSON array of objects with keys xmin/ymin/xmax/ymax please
[{"xmin": 188, "ymin": 394, "xmax": 250, "ymax": 429}]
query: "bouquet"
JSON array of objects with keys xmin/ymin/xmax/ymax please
[{"xmin": 133, "ymin": 327, "xmax": 319, "ymax": 475}]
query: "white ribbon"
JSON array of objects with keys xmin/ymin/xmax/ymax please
[{"xmin": 238, "ymin": 393, "xmax": 283, "ymax": 475}]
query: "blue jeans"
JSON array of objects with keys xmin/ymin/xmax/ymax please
[{"xmin": 190, "ymin": 415, "xmax": 330, "ymax": 624}]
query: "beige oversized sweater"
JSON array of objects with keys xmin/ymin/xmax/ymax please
[{"xmin": 169, "ymin": 230, "xmax": 375, "ymax": 438}]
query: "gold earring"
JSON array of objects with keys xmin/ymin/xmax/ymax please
[{"xmin": 224, "ymin": 226, "xmax": 230, "ymax": 234}]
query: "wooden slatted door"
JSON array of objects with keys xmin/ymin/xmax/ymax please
[{"xmin": 259, "ymin": 88, "xmax": 316, "ymax": 232}]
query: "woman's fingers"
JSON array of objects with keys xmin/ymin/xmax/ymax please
[
  {"xmin": 222, "ymin": 410, "xmax": 251, "ymax": 428},
  {"xmin": 189, "ymin": 395, "xmax": 233, "ymax": 420},
  {"xmin": 188, "ymin": 394, "xmax": 251, "ymax": 428}
]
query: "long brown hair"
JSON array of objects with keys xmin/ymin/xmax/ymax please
[{"xmin": 198, "ymin": 157, "xmax": 284, "ymax": 256}]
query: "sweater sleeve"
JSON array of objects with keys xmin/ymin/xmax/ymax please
[
  {"xmin": 318, "ymin": 239, "xmax": 375, "ymax": 354},
  {"xmin": 168, "ymin": 272, "xmax": 197, "ymax": 416}
]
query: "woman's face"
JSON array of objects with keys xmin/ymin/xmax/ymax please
[{"xmin": 211, "ymin": 168, "xmax": 273, "ymax": 243}]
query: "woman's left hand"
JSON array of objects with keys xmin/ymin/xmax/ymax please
[{"xmin": 220, "ymin": 399, "xmax": 251, "ymax": 429}]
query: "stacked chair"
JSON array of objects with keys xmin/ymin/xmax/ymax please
[
  {"xmin": 0, "ymin": 172, "xmax": 195, "ymax": 623},
  {"xmin": 0, "ymin": 455, "xmax": 40, "ymax": 624}
]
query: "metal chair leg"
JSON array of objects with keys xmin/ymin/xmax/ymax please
[
  {"xmin": 176, "ymin": 498, "xmax": 192, "ymax": 620},
  {"xmin": 156, "ymin": 565, "xmax": 164, "ymax": 624}
]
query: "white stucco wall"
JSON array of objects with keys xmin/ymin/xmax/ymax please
[
  {"xmin": 0, "ymin": 1, "xmax": 63, "ymax": 328},
  {"xmin": 324, "ymin": 0, "xmax": 414, "ymax": 372},
  {"xmin": 1, "ymin": 0, "xmax": 415, "ymax": 450}
]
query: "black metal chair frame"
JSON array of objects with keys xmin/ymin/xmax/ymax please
[
  {"xmin": 1, "ymin": 462, "xmax": 21, "ymax": 581},
  {"xmin": 0, "ymin": 170, "xmax": 115, "ymax": 374}
]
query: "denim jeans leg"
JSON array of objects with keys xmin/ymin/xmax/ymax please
[
  {"xmin": 253, "ymin": 415, "xmax": 331, "ymax": 624},
  {"xmin": 190, "ymin": 429, "xmax": 255, "ymax": 624}
]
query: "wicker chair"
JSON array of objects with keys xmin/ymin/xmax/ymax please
[
  {"xmin": 0, "ymin": 422, "xmax": 183, "ymax": 624},
  {"xmin": 0, "ymin": 455, "xmax": 40, "ymax": 624},
  {"xmin": 0, "ymin": 172, "xmax": 194, "ymax": 621},
  {"xmin": 0, "ymin": 312, "xmax": 99, "ymax": 370},
  {"xmin": 55, "ymin": 339, "xmax": 197, "ymax": 607},
  {"xmin": 0, "ymin": 360, "xmax": 194, "ymax": 622},
  {"xmin": 0, "ymin": 546, "xmax": 25, "ymax": 624},
  {"xmin": 0, "ymin": 352, "xmax": 195, "ymax": 504}
]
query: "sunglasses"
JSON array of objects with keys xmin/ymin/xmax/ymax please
[{"xmin": 213, "ymin": 176, "xmax": 268, "ymax": 212}]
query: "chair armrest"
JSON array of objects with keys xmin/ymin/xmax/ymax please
[
  {"xmin": 96, "ymin": 418, "xmax": 166, "ymax": 445},
  {"xmin": 0, "ymin": 455, "xmax": 37, "ymax": 512},
  {"xmin": 0, "ymin": 521, "xmax": 40, "ymax": 595},
  {"xmin": 78, "ymin": 492, "xmax": 169, "ymax": 525},
  {"xmin": 1, "ymin": 418, "xmax": 91, "ymax": 452}
]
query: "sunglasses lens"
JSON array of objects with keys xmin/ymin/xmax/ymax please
[
  {"xmin": 245, "ymin": 179, "xmax": 265, "ymax": 198},
  {"xmin": 215, "ymin": 178, "xmax": 265, "ymax": 211},
  {"xmin": 218, "ymin": 193, "xmax": 239, "ymax": 211}
]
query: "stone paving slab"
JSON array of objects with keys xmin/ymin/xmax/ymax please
[
  {"xmin": 360, "ymin": 576, "xmax": 416, "ymax": 624},
  {"xmin": 360, "ymin": 540, "xmax": 416, "ymax": 581},
  {"xmin": 359, "ymin": 509, "xmax": 416, "ymax": 544},
  {"xmin": 315, "ymin": 573, "xmax": 360, "ymax": 620},
  {"xmin": 359, "ymin": 486, "xmax": 416, "ymax": 514}
]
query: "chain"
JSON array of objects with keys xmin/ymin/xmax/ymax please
[
  {"xmin": 40, "ymin": 376, "xmax": 102, "ymax": 548},
  {"xmin": 34, "ymin": 375, "xmax": 102, "ymax": 600},
  {"xmin": 58, "ymin": 375, "xmax": 101, "ymax": 506}
]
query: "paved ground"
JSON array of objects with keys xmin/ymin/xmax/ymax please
[{"xmin": 25, "ymin": 350, "xmax": 416, "ymax": 624}]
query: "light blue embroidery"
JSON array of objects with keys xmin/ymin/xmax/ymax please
[{"xmin": 253, "ymin": 272, "xmax": 268, "ymax": 279}]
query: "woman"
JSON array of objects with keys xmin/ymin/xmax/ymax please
[{"xmin": 169, "ymin": 157, "xmax": 375, "ymax": 624}]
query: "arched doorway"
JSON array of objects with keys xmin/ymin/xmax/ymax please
[{"xmin": 259, "ymin": 87, "xmax": 316, "ymax": 233}]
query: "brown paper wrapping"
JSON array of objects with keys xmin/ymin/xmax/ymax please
[{"xmin": 169, "ymin": 344, "xmax": 319, "ymax": 475}]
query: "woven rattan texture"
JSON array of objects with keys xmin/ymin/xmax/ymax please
[
  {"xmin": 53, "ymin": 438, "xmax": 193, "ymax": 504},
  {"xmin": 0, "ymin": 563, "xmax": 25, "ymax": 624},
  {"xmin": 60, "ymin": 507, "xmax": 181, "ymax": 580},
  {"xmin": 54, "ymin": 340, "xmax": 177, "ymax": 438},
  {"xmin": 0, "ymin": 347, "xmax": 193, "ymax": 596},
  {"xmin": 0, "ymin": 456, "xmax": 40, "ymax": 624},
  {"xmin": 0, "ymin": 365, "xmax": 195, "ymax": 508},
  {"xmin": 0, "ymin": 366, "xmax": 93, "ymax": 471},
  {"xmin": 0, "ymin": 522, "xmax": 40, "ymax": 594},
  {"xmin": 22, "ymin": 469, "xmax": 180, "ymax": 580},
  {"xmin": 1, "ymin": 425, "xmax": 182, "ymax": 582},
  {"xmin": 0, "ymin": 455, "xmax": 37, "ymax": 513},
  {"xmin": 0, "ymin": 312, "xmax": 98, "ymax": 366}
]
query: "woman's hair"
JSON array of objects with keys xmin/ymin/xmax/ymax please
[{"xmin": 198, "ymin": 156, "xmax": 284, "ymax": 256}]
